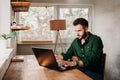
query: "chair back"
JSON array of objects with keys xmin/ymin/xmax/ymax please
[{"xmin": 102, "ymin": 53, "xmax": 106, "ymax": 80}]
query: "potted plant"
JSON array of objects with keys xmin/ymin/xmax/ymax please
[{"xmin": 0, "ymin": 31, "xmax": 17, "ymax": 49}]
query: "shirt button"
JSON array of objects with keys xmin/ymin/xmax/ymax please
[{"xmin": 82, "ymin": 55, "xmax": 84, "ymax": 57}]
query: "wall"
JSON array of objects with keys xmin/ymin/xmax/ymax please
[
  {"xmin": 0, "ymin": 0, "xmax": 10, "ymax": 34},
  {"xmin": 94, "ymin": 0, "xmax": 120, "ymax": 80},
  {"xmin": 0, "ymin": 0, "xmax": 16, "ymax": 49},
  {"xmin": 17, "ymin": 43, "xmax": 70, "ymax": 55}
]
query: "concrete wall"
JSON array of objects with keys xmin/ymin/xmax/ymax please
[
  {"xmin": 94, "ymin": 0, "xmax": 120, "ymax": 80},
  {"xmin": 17, "ymin": 43, "xmax": 70, "ymax": 55},
  {"xmin": 0, "ymin": 0, "xmax": 17, "ymax": 50},
  {"xmin": 0, "ymin": 0, "xmax": 10, "ymax": 34}
]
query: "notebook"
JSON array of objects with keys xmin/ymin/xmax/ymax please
[
  {"xmin": 32, "ymin": 47, "xmax": 76, "ymax": 71},
  {"xmin": 11, "ymin": 55, "xmax": 24, "ymax": 62}
]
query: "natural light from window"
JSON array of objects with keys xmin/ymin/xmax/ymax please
[{"xmin": 18, "ymin": 6, "xmax": 90, "ymax": 43}]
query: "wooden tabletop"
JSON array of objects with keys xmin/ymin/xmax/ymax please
[{"xmin": 3, "ymin": 55, "xmax": 92, "ymax": 80}]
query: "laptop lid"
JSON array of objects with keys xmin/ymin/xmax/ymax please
[{"xmin": 32, "ymin": 48, "xmax": 59, "ymax": 69}]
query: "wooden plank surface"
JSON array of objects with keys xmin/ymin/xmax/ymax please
[
  {"xmin": 21, "ymin": 39, "xmax": 52, "ymax": 44},
  {"xmin": 3, "ymin": 55, "xmax": 92, "ymax": 80},
  {"xmin": 11, "ymin": 26, "xmax": 30, "ymax": 31}
]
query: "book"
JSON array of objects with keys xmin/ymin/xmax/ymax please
[{"xmin": 11, "ymin": 55, "xmax": 24, "ymax": 62}]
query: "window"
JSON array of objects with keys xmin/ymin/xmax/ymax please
[
  {"xmin": 57, "ymin": 6, "xmax": 90, "ymax": 42},
  {"xmin": 18, "ymin": 5, "xmax": 92, "ymax": 43},
  {"xmin": 18, "ymin": 7, "xmax": 55, "ymax": 41}
]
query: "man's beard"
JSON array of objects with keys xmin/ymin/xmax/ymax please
[
  {"xmin": 78, "ymin": 32, "xmax": 88, "ymax": 40},
  {"xmin": 82, "ymin": 32, "xmax": 88, "ymax": 39}
]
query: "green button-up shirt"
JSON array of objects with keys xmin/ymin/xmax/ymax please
[{"xmin": 61, "ymin": 32, "xmax": 103, "ymax": 73}]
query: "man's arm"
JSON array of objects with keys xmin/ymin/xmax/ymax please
[
  {"xmin": 61, "ymin": 40, "xmax": 75, "ymax": 60},
  {"xmin": 55, "ymin": 54, "xmax": 63, "ymax": 60},
  {"xmin": 63, "ymin": 60, "xmax": 84, "ymax": 67},
  {"xmin": 55, "ymin": 55, "xmax": 84, "ymax": 67}
]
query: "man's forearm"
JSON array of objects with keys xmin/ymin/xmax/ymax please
[
  {"xmin": 66, "ymin": 60, "xmax": 84, "ymax": 67},
  {"xmin": 55, "ymin": 54, "xmax": 63, "ymax": 60},
  {"xmin": 72, "ymin": 56, "xmax": 84, "ymax": 67}
]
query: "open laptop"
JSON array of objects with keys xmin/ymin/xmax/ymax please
[{"xmin": 32, "ymin": 47, "xmax": 76, "ymax": 71}]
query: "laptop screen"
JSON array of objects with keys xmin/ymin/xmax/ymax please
[{"xmin": 32, "ymin": 48, "xmax": 58, "ymax": 69}]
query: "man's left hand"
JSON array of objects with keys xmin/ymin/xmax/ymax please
[{"xmin": 64, "ymin": 61, "xmax": 77, "ymax": 67}]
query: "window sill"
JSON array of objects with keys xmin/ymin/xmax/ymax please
[
  {"xmin": 18, "ymin": 40, "xmax": 53, "ymax": 44},
  {"xmin": 11, "ymin": 26, "xmax": 30, "ymax": 31},
  {"xmin": 0, "ymin": 48, "xmax": 14, "ymax": 80},
  {"xmin": 17, "ymin": 40, "xmax": 70, "ymax": 45}
]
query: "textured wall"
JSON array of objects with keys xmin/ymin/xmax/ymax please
[
  {"xmin": 94, "ymin": 0, "xmax": 120, "ymax": 80},
  {"xmin": 0, "ymin": 1, "xmax": 17, "ymax": 65},
  {"xmin": 0, "ymin": 0, "xmax": 10, "ymax": 34},
  {"xmin": 17, "ymin": 43, "xmax": 70, "ymax": 55}
]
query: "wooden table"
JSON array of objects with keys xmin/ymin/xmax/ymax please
[{"xmin": 3, "ymin": 55, "xmax": 92, "ymax": 80}]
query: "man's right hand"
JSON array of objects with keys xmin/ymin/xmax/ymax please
[{"xmin": 55, "ymin": 54, "xmax": 63, "ymax": 60}]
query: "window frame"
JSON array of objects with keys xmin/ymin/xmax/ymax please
[
  {"xmin": 56, "ymin": 5, "xmax": 93, "ymax": 31},
  {"xmin": 55, "ymin": 5, "xmax": 93, "ymax": 43}
]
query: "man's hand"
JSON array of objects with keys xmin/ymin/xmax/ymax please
[
  {"xmin": 64, "ymin": 61, "xmax": 77, "ymax": 67},
  {"xmin": 55, "ymin": 54, "xmax": 63, "ymax": 60},
  {"xmin": 64, "ymin": 60, "xmax": 84, "ymax": 67},
  {"xmin": 57, "ymin": 60, "xmax": 66, "ymax": 67},
  {"xmin": 77, "ymin": 60, "xmax": 84, "ymax": 67},
  {"xmin": 57, "ymin": 60, "xmax": 77, "ymax": 67}
]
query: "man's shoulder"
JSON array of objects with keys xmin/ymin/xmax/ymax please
[
  {"xmin": 89, "ymin": 33, "xmax": 103, "ymax": 43},
  {"xmin": 89, "ymin": 32, "xmax": 103, "ymax": 48},
  {"xmin": 90, "ymin": 32, "xmax": 101, "ymax": 39},
  {"xmin": 70, "ymin": 38, "xmax": 78, "ymax": 45},
  {"xmin": 72, "ymin": 38, "xmax": 78, "ymax": 42}
]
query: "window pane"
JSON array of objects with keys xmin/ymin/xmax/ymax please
[
  {"xmin": 59, "ymin": 8, "xmax": 89, "ymax": 40},
  {"xmin": 19, "ymin": 7, "xmax": 54, "ymax": 41}
]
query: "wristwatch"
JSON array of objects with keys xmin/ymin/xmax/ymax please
[
  {"xmin": 73, "ymin": 61, "xmax": 77, "ymax": 66},
  {"xmin": 73, "ymin": 61, "xmax": 79, "ymax": 67}
]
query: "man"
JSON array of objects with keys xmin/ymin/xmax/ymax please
[{"xmin": 56, "ymin": 18, "xmax": 103, "ymax": 80}]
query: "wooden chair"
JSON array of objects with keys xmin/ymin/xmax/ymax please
[{"xmin": 101, "ymin": 53, "xmax": 106, "ymax": 80}]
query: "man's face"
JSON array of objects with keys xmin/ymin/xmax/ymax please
[{"xmin": 74, "ymin": 24, "xmax": 88, "ymax": 39}]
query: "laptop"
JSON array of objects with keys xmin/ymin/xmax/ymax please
[{"xmin": 32, "ymin": 47, "xmax": 76, "ymax": 71}]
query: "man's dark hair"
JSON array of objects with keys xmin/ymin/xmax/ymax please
[{"xmin": 73, "ymin": 18, "xmax": 88, "ymax": 27}]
